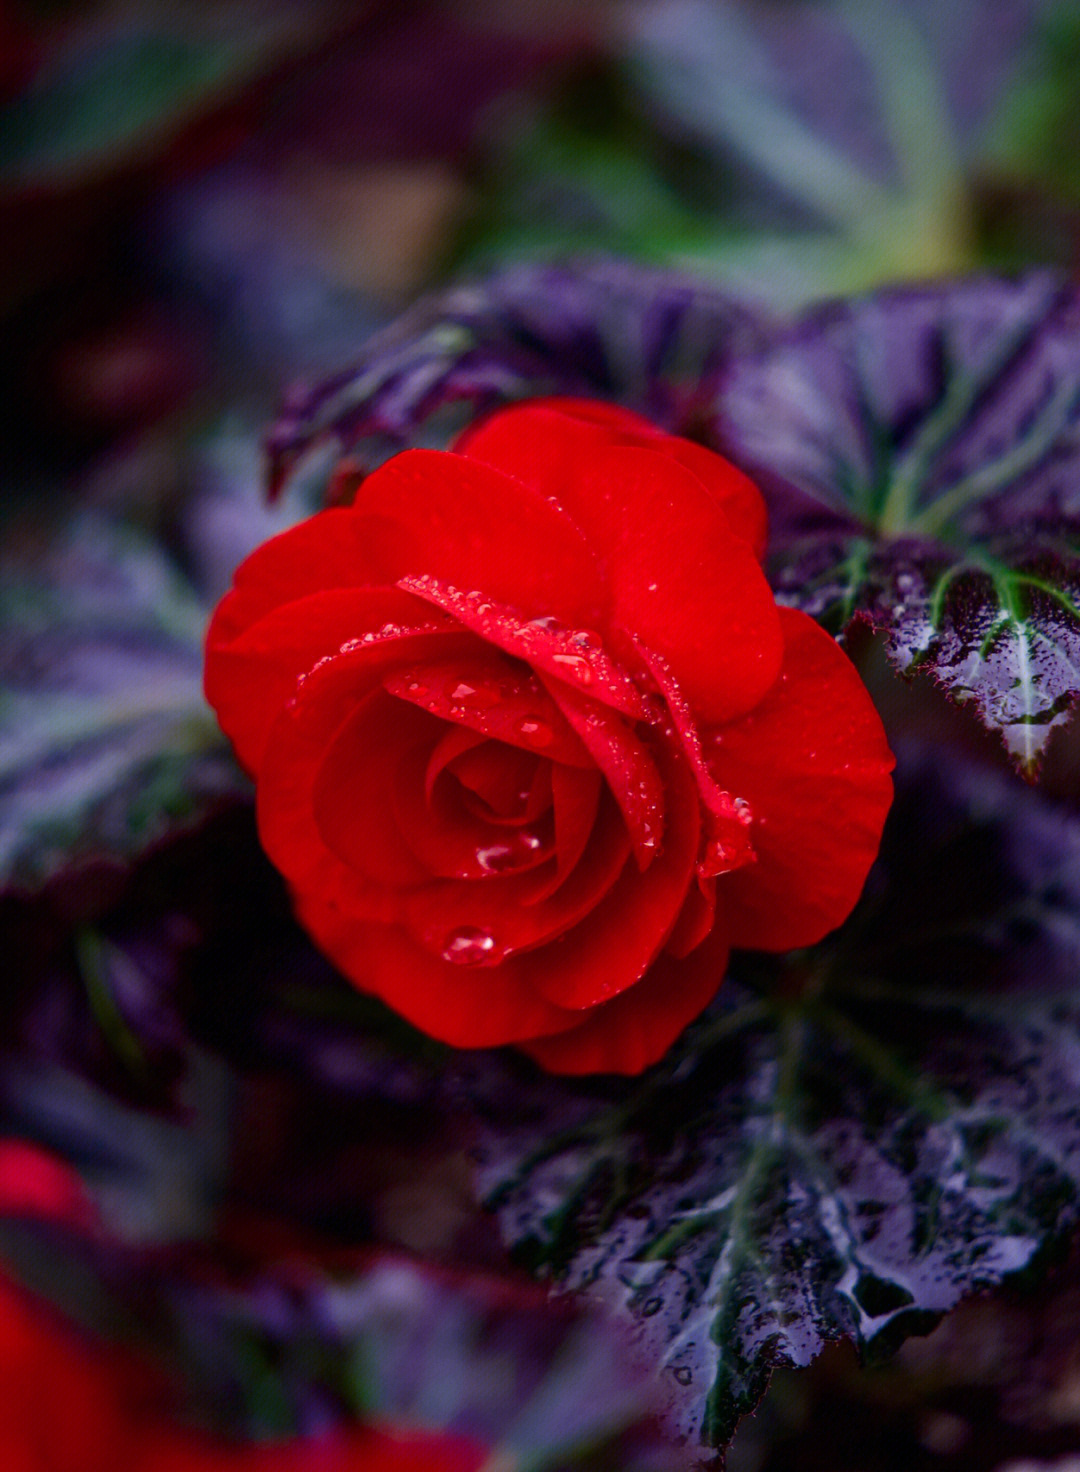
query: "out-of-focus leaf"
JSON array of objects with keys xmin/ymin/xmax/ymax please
[
  {"xmin": 714, "ymin": 271, "xmax": 1080, "ymax": 773},
  {"xmin": 980, "ymin": 1, "xmax": 1080, "ymax": 200},
  {"xmin": 460, "ymin": 0, "xmax": 1079, "ymax": 304},
  {"xmin": 0, "ymin": 7, "xmax": 322, "ymax": 189},
  {"xmin": 171, "ymin": 1251, "xmax": 681, "ymax": 1470},
  {"xmin": 0, "ymin": 514, "xmax": 246, "ymax": 892},
  {"xmin": 265, "ymin": 257, "xmax": 770, "ymax": 499},
  {"xmin": 467, "ymin": 746, "xmax": 1080, "ymax": 1455}
]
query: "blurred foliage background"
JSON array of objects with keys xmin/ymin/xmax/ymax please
[
  {"xmin": 6, "ymin": 3, "xmax": 1080, "ymax": 1468},
  {"xmin": 5, "ymin": 0, "xmax": 1080, "ymax": 500}
]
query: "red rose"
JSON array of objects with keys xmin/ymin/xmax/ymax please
[{"xmin": 205, "ymin": 399, "xmax": 893, "ymax": 1074}]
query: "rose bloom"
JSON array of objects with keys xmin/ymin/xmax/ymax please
[{"xmin": 205, "ymin": 399, "xmax": 893, "ymax": 1074}]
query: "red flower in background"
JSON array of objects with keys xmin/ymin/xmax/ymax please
[
  {"xmin": 0, "ymin": 1140, "xmax": 484, "ymax": 1471},
  {"xmin": 205, "ymin": 399, "xmax": 893, "ymax": 1074}
]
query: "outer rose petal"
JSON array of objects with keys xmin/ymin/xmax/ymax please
[
  {"xmin": 709, "ymin": 608, "xmax": 895, "ymax": 952},
  {"xmin": 520, "ymin": 919, "xmax": 731, "ymax": 1075},
  {"xmin": 292, "ymin": 896, "xmax": 584, "ymax": 1047},
  {"xmin": 208, "ymin": 452, "xmax": 606, "ymax": 649},
  {"xmin": 205, "ymin": 585, "xmax": 460, "ymax": 774},
  {"xmin": 455, "ymin": 399, "xmax": 768, "ymax": 558}
]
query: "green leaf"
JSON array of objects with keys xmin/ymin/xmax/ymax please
[
  {"xmin": 467, "ymin": 748, "xmax": 1080, "ymax": 1454},
  {"xmin": 716, "ymin": 271, "xmax": 1080, "ymax": 774},
  {"xmin": 0, "ymin": 513, "xmax": 247, "ymax": 892}
]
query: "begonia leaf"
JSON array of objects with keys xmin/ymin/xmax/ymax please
[
  {"xmin": 467, "ymin": 746, "xmax": 1080, "ymax": 1457},
  {"xmin": 714, "ymin": 271, "xmax": 1080, "ymax": 774},
  {"xmin": 0, "ymin": 514, "xmax": 246, "ymax": 892},
  {"xmin": 264, "ymin": 258, "xmax": 769, "ymax": 499}
]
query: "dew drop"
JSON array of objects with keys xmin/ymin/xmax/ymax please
[
  {"xmin": 733, "ymin": 796, "xmax": 753, "ymax": 827},
  {"xmin": 647, "ymin": 581, "xmax": 659, "ymax": 593},
  {"xmin": 520, "ymin": 830, "xmax": 543, "ymax": 850},
  {"xmin": 441, "ymin": 927, "xmax": 500, "ymax": 965},
  {"xmin": 516, "ymin": 715, "xmax": 554, "ymax": 747},
  {"xmin": 569, "ymin": 628, "xmax": 602, "ymax": 650},
  {"xmin": 445, "ymin": 678, "xmax": 499, "ymax": 710},
  {"xmin": 551, "ymin": 652, "xmax": 594, "ymax": 684},
  {"xmin": 672, "ymin": 1366, "xmax": 693, "ymax": 1386},
  {"xmin": 527, "ymin": 615, "xmax": 562, "ymax": 633},
  {"xmin": 698, "ymin": 839, "xmax": 736, "ymax": 876},
  {"xmin": 475, "ymin": 844, "xmax": 515, "ymax": 873}
]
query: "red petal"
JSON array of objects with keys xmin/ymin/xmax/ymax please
[
  {"xmin": 665, "ymin": 876, "xmax": 717, "ymax": 959},
  {"xmin": 395, "ymin": 742, "xmax": 554, "ymax": 881},
  {"xmin": 397, "ymin": 575, "xmax": 648, "ymax": 719},
  {"xmin": 255, "ymin": 662, "xmax": 438, "ymax": 917},
  {"xmin": 538, "ymin": 674, "xmax": 665, "ymax": 869},
  {"xmin": 455, "ymin": 399, "xmax": 768, "ymax": 557},
  {"xmin": 520, "ymin": 741, "xmax": 700, "ymax": 1011},
  {"xmin": 708, "ymin": 609, "xmax": 894, "ymax": 951},
  {"xmin": 311, "ymin": 692, "xmax": 440, "ymax": 886},
  {"xmin": 519, "ymin": 918, "xmax": 730, "ymax": 1075},
  {"xmin": 562, "ymin": 445, "xmax": 783, "ymax": 722},
  {"xmin": 205, "ymin": 508, "xmax": 397, "ymax": 649},
  {"xmin": 349, "ymin": 448, "xmax": 606, "ymax": 624},
  {"xmin": 527, "ymin": 762, "xmax": 604, "ymax": 900},
  {"xmin": 292, "ymin": 896, "xmax": 582, "ymax": 1047},
  {"xmin": 384, "ymin": 656, "xmax": 594, "ymax": 766},
  {"xmin": 447, "ymin": 740, "xmax": 540, "ymax": 818},
  {"xmin": 205, "ymin": 585, "xmax": 458, "ymax": 773},
  {"xmin": 401, "ymin": 795, "xmax": 631, "ymax": 961}
]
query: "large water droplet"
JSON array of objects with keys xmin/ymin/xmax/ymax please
[
  {"xmin": 441, "ymin": 927, "xmax": 500, "ymax": 965},
  {"xmin": 698, "ymin": 839, "xmax": 737, "ymax": 876},
  {"xmin": 445, "ymin": 678, "xmax": 499, "ymax": 710},
  {"xmin": 551, "ymin": 652, "xmax": 594, "ymax": 684},
  {"xmin": 569, "ymin": 628, "xmax": 602, "ymax": 650},
  {"xmin": 516, "ymin": 714, "xmax": 554, "ymax": 747}
]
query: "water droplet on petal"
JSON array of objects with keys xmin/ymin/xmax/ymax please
[
  {"xmin": 698, "ymin": 839, "xmax": 737, "ymax": 877},
  {"xmin": 551, "ymin": 652, "xmax": 594, "ymax": 684},
  {"xmin": 441, "ymin": 927, "xmax": 500, "ymax": 965},
  {"xmin": 569, "ymin": 628, "xmax": 602, "ymax": 650},
  {"xmin": 527, "ymin": 615, "xmax": 562, "ymax": 633},
  {"xmin": 733, "ymin": 796, "xmax": 753, "ymax": 827},
  {"xmin": 647, "ymin": 581, "xmax": 659, "ymax": 593},
  {"xmin": 672, "ymin": 1366, "xmax": 693, "ymax": 1386},
  {"xmin": 475, "ymin": 843, "xmax": 515, "ymax": 873},
  {"xmin": 520, "ymin": 830, "xmax": 543, "ymax": 850},
  {"xmin": 445, "ymin": 678, "xmax": 499, "ymax": 710},
  {"xmin": 516, "ymin": 715, "xmax": 554, "ymax": 747}
]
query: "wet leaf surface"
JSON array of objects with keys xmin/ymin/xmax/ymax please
[
  {"xmin": 714, "ymin": 272, "xmax": 1080, "ymax": 772},
  {"xmin": 466, "ymin": 746, "xmax": 1080, "ymax": 1454}
]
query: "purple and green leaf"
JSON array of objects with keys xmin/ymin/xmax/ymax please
[
  {"xmin": 713, "ymin": 272, "xmax": 1080, "ymax": 773},
  {"xmin": 466, "ymin": 746, "xmax": 1080, "ymax": 1454}
]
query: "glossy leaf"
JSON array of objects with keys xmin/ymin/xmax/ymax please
[
  {"xmin": 715, "ymin": 271, "xmax": 1080, "ymax": 773},
  {"xmin": 468, "ymin": 746, "xmax": 1080, "ymax": 1454},
  {"xmin": 0, "ymin": 514, "xmax": 246, "ymax": 892},
  {"xmin": 265, "ymin": 257, "xmax": 769, "ymax": 499}
]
